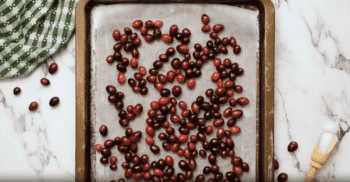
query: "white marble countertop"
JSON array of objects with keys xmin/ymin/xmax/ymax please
[{"xmin": 0, "ymin": 0, "xmax": 349, "ymax": 181}]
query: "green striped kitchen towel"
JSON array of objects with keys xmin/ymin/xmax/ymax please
[{"xmin": 0, "ymin": 0, "xmax": 78, "ymax": 80}]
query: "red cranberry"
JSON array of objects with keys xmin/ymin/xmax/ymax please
[
  {"xmin": 133, "ymin": 37, "xmax": 141, "ymax": 47},
  {"xmin": 161, "ymin": 34, "xmax": 173, "ymax": 43},
  {"xmin": 132, "ymin": 20, "xmax": 143, "ymax": 28},
  {"xmin": 233, "ymin": 45, "xmax": 241, "ymax": 54},
  {"xmin": 288, "ymin": 141, "xmax": 298, "ymax": 152},
  {"xmin": 145, "ymin": 20, "xmax": 154, "ymax": 28},
  {"xmin": 176, "ymin": 74, "xmax": 186, "ymax": 83},
  {"xmin": 13, "ymin": 87, "xmax": 21, "ymax": 95},
  {"xmin": 242, "ymin": 162, "xmax": 249, "ymax": 172},
  {"xmin": 211, "ymin": 72, "xmax": 220, "ymax": 82},
  {"xmin": 165, "ymin": 155, "xmax": 174, "ymax": 166},
  {"xmin": 274, "ymin": 159, "xmax": 279, "ymax": 170},
  {"xmin": 230, "ymin": 37, "xmax": 237, "ymax": 46},
  {"xmin": 231, "ymin": 157, "xmax": 242, "ymax": 166},
  {"xmin": 210, "ymin": 32, "xmax": 218, "ymax": 39},
  {"xmin": 201, "ymin": 24, "xmax": 210, "ymax": 32},
  {"xmin": 176, "ymin": 44, "xmax": 189, "ymax": 54},
  {"xmin": 95, "ymin": 144, "xmax": 102, "ymax": 151},
  {"xmin": 201, "ymin": 14, "xmax": 210, "ymax": 24},
  {"xmin": 237, "ymin": 97, "xmax": 249, "ymax": 105},
  {"xmin": 230, "ymin": 126, "xmax": 241, "ymax": 134},
  {"xmin": 187, "ymin": 79, "xmax": 195, "ymax": 89},
  {"xmin": 233, "ymin": 166, "xmax": 243, "ymax": 176},
  {"xmin": 130, "ymin": 58, "xmax": 138, "ymax": 68},
  {"xmin": 144, "ymin": 34, "xmax": 154, "ymax": 42},
  {"xmin": 169, "ymin": 25, "xmax": 178, "ymax": 36},
  {"xmin": 153, "ymin": 28, "xmax": 162, "ymax": 38},
  {"xmin": 277, "ymin": 173, "xmax": 288, "ymax": 182},
  {"xmin": 49, "ymin": 63, "xmax": 58, "ymax": 74},
  {"xmin": 112, "ymin": 30, "xmax": 121, "ymax": 40},
  {"xmin": 117, "ymin": 72, "xmax": 126, "ymax": 83},
  {"xmin": 231, "ymin": 110, "xmax": 243, "ymax": 119},
  {"xmin": 100, "ymin": 156, "xmax": 108, "ymax": 164}
]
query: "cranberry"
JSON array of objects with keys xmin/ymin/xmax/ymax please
[
  {"xmin": 176, "ymin": 44, "xmax": 189, "ymax": 54},
  {"xmin": 230, "ymin": 126, "xmax": 241, "ymax": 134},
  {"xmin": 161, "ymin": 33, "xmax": 173, "ymax": 43},
  {"xmin": 288, "ymin": 141, "xmax": 298, "ymax": 152},
  {"xmin": 187, "ymin": 79, "xmax": 196, "ymax": 89},
  {"xmin": 223, "ymin": 108, "xmax": 232, "ymax": 117},
  {"xmin": 233, "ymin": 166, "xmax": 243, "ymax": 176},
  {"xmin": 233, "ymin": 45, "xmax": 241, "ymax": 54},
  {"xmin": 201, "ymin": 14, "xmax": 210, "ymax": 24},
  {"xmin": 94, "ymin": 144, "xmax": 102, "ymax": 151},
  {"xmin": 274, "ymin": 159, "xmax": 279, "ymax": 169},
  {"xmin": 202, "ymin": 25, "xmax": 211, "ymax": 32},
  {"xmin": 144, "ymin": 34, "xmax": 154, "ymax": 42},
  {"xmin": 210, "ymin": 32, "xmax": 218, "ymax": 39},
  {"xmin": 117, "ymin": 72, "xmax": 126, "ymax": 83},
  {"xmin": 237, "ymin": 97, "xmax": 249, "ymax": 106},
  {"xmin": 211, "ymin": 72, "xmax": 220, "ymax": 82},
  {"xmin": 230, "ymin": 37, "xmax": 237, "ymax": 46},
  {"xmin": 231, "ymin": 157, "xmax": 242, "ymax": 166},
  {"xmin": 242, "ymin": 162, "xmax": 249, "ymax": 171},
  {"xmin": 101, "ymin": 147, "xmax": 111, "ymax": 157},
  {"xmin": 176, "ymin": 74, "xmax": 186, "ymax": 83},
  {"xmin": 165, "ymin": 155, "xmax": 174, "ymax": 166},
  {"xmin": 177, "ymin": 135, "xmax": 188, "ymax": 143},
  {"xmin": 129, "ymin": 58, "xmax": 138, "ymax": 68},
  {"xmin": 49, "ymin": 63, "xmax": 58, "ymax": 74},
  {"xmin": 153, "ymin": 28, "xmax": 162, "ymax": 38},
  {"xmin": 145, "ymin": 20, "xmax": 154, "ymax": 28},
  {"xmin": 133, "ymin": 37, "xmax": 141, "ymax": 46},
  {"xmin": 166, "ymin": 47, "xmax": 176, "ymax": 56},
  {"xmin": 132, "ymin": 20, "xmax": 143, "ymax": 28},
  {"xmin": 169, "ymin": 24, "xmax": 178, "ymax": 36},
  {"xmin": 100, "ymin": 156, "xmax": 108, "ymax": 164},
  {"xmin": 154, "ymin": 82, "xmax": 164, "ymax": 90},
  {"xmin": 150, "ymin": 145, "xmax": 160, "ymax": 153},
  {"xmin": 145, "ymin": 136, "xmax": 155, "ymax": 145},
  {"xmin": 112, "ymin": 30, "xmax": 121, "ymax": 40},
  {"xmin": 216, "ymin": 128, "xmax": 225, "ymax": 139},
  {"xmin": 277, "ymin": 173, "xmax": 288, "ymax": 182},
  {"xmin": 13, "ymin": 87, "xmax": 21, "ymax": 95}
]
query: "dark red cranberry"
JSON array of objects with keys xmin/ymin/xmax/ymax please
[
  {"xmin": 233, "ymin": 45, "xmax": 241, "ymax": 54},
  {"xmin": 166, "ymin": 47, "xmax": 176, "ymax": 56},
  {"xmin": 99, "ymin": 125, "xmax": 107, "ymax": 136},
  {"xmin": 201, "ymin": 14, "xmax": 210, "ymax": 24},
  {"xmin": 288, "ymin": 141, "xmax": 298, "ymax": 152},
  {"xmin": 274, "ymin": 159, "xmax": 279, "ymax": 170},
  {"xmin": 40, "ymin": 78, "xmax": 50, "ymax": 86},
  {"xmin": 49, "ymin": 63, "xmax": 58, "ymax": 74},
  {"xmin": 169, "ymin": 25, "xmax": 178, "ymax": 36},
  {"xmin": 277, "ymin": 173, "xmax": 288, "ymax": 182},
  {"xmin": 150, "ymin": 145, "xmax": 160, "ymax": 153}
]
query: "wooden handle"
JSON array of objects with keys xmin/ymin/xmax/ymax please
[{"xmin": 305, "ymin": 167, "xmax": 318, "ymax": 182}]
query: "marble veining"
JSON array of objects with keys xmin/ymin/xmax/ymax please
[
  {"xmin": 0, "ymin": 36, "xmax": 76, "ymax": 181},
  {"xmin": 0, "ymin": 0, "xmax": 350, "ymax": 181}
]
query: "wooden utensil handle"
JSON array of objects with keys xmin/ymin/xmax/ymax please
[{"xmin": 305, "ymin": 166, "xmax": 318, "ymax": 182}]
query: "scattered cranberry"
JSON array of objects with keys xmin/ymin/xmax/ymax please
[
  {"xmin": 288, "ymin": 141, "xmax": 298, "ymax": 152},
  {"xmin": 161, "ymin": 34, "xmax": 173, "ymax": 43},
  {"xmin": 274, "ymin": 159, "xmax": 279, "ymax": 170},
  {"xmin": 277, "ymin": 173, "xmax": 288, "ymax": 182},
  {"xmin": 201, "ymin": 14, "xmax": 210, "ymax": 24},
  {"xmin": 49, "ymin": 63, "xmax": 58, "ymax": 74},
  {"xmin": 202, "ymin": 24, "xmax": 211, "ymax": 32},
  {"xmin": 95, "ymin": 144, "xmax": 102, "ymax": 151},
  {"xmin": 13, "ymin": 87, "xmax": 21, "ymax": 95}
]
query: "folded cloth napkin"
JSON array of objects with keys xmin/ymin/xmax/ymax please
[{"xmin": 0, "ymin": 0, "xmax": 78, "ymax": 80}]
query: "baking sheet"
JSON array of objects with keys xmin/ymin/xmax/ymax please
[{"xmin": 90, "ymin": 4, "xmax": 259, "ymax": 181}]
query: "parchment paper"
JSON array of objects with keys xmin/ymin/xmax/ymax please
[{"xmin": 90, "ymin": 4, "xmax": 259, "ymax": 181}]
